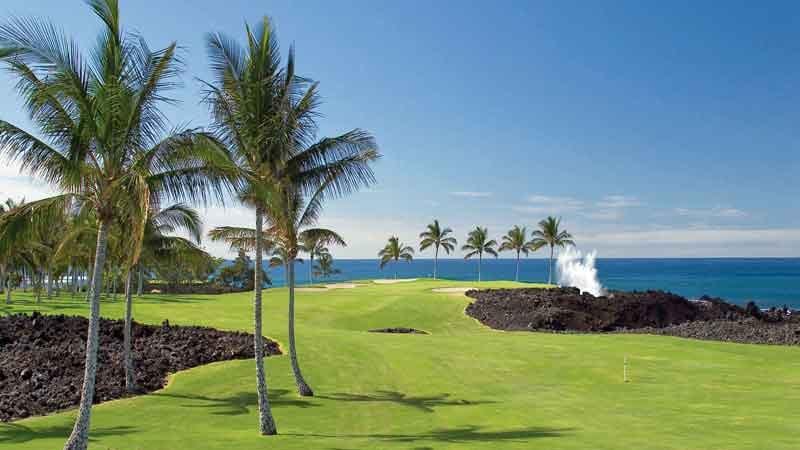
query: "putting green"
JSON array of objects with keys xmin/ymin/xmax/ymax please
[{"xmin": 1, "ymin": 280, "xmax": 797, "ymax": 449}]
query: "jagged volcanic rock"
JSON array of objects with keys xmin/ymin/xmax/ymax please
[
  {"xmin": 465, "ymin": 287, "xmax": 800, "ymax": 345},
  {"xmin": 0, "ymin": 313, "xmax": 280, "ymax": 421}
]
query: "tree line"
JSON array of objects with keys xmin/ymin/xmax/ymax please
[{"xmin": 379, "ymin": 216, "xmax": 575, "ymax": 283}]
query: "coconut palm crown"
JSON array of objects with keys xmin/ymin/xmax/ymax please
[
  {"xmin": 378, "ymin": 236, "xmax": 414, "ymax": 279},
  {"xmin": 499, "ymin": 225, "xmax": 543, "ymax": 282},
  {"xmin": 530, "ymin": 216, "xmax": 575, "ymax": 285},
  {"xmin": 419, "ymin": 219, "xmax": 457, "ymax": 280},
  {"xmin": 461, "ymin": 226, "xmax": 498, "ymax": 282}
]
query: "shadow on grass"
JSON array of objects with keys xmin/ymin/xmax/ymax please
[
  {"xmin": 293, "ymin": 425, "xmax": 572, "ymax": 444},
  {"xmin": 317, "ymin": 390, "xmax": 495, "ymax": 413},
  {"xmin": 153, "ymin": 388, "xmax": 318, "ymax": 415},
  {"xmin": 0, "ymin": 423, "xmax": 136, "ymax": 444}
]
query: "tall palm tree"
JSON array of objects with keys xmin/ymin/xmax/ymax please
[
  {"xmin": 301, "ymin": 231, "xmax": 346, "ymax": 285},
  {"xmin": 379, "ymin": 236, "xmax": 414, "ymax": 279},
  {"xmin": 0, "ymin": 3, "xmax": 230, "ymax": 448},
  {"xmin": 418, "ymin": 220, "xmax": 457, "ymax": 280},
  {"xmin": 202, "ymin": 17, "xmax": 378, "ymax": 408},
  {"xmin": 530, "ymin": 216, "xmax": 575, "ymax": 285},
  {"xmin": 462, "ymin": 227, "xmax": 498, "ymax": 282},
  {"xmin": 499, "ymin": 225, "xmax": 543, "ymax": 282}
]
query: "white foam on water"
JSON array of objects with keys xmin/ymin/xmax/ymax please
[{"xmin": 557, "ymin": 247, "xmax": 606, "ymax": 297}]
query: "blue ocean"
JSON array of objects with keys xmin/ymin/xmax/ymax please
[{"xmin": 263, "ymin": 258, "xmax": 800, "ymax": 309}]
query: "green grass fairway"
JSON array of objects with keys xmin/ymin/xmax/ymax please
[{"xmin": 1, "ymin": 280, "xmax": 798, "ymax": 449}]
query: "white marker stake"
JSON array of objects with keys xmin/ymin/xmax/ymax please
[{"xmin": 624, "ymin": 356, "xmax": 629, "ymax": 383}]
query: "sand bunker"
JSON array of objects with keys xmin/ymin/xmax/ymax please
[
  {"xmin": 326, "ymin": 283, "xmax": 359, "ymax": 289},
  {"xmin": 432, "ymin": 287, "xmax": 477, "ymax": 294},
  {"xmin": 373, "ymin": 278, "xmax": 418, "ymax": 284},
  {"xmin": 296, "ymin": 283, "xmax": 360, "ymax": 292}
]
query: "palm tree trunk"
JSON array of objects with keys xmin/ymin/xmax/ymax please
[
  {"xmin": 516, "ymin": 251, "xmax": 520, "ymax": 282},
  {"xmin": 288, "ymin": 259, "xmax": 313, "ymax": 396},
  {"xmin": 137, "ymin": 264, "xmax": 144, "ymax": 296},
  {"xmin": 35, "ymin": 272, "xmax": 42, "ymax": 303},
  {"xmin": 64, "ymin": 218, "xmax": 111, "ymax": 450},
  {"xmin": 46, "ymin": 266, "xmax": 53, "ymax": 298},
  {"xmin": 5, "ymin": 278, "xmax": 10, "ymax": 304},
  {"xmin": 112, "ymin": 272, "xmax": 118, "ymax": 301},
  {"xmin": 253, "ymin": 208, "xmax": 277, "ymax": 435},
  {"xmin": 548, "ymin": 245, "xmax": 554, "ymax": 285},
  {"xmin": 123, "ymin": 268, "xmax": 136, "ymax": 393},
  {"xmin": 308, "ymin": 255, "xmax": 313, "ymax": 286},
  {"xmin": 434, "ymin": 246, "xmax": 439, "ymax": 280}
]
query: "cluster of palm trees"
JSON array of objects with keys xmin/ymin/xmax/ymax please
[
  {"xmin": 0, "ymin": 2, "xmax": 377, "ymax": 449},
  {"xmin": 379, "ymin": 216, "xmax": 574, "ymax": 283}
]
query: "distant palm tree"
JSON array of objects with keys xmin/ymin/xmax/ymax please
[
  {"xmin": 301, "ymin": 232, "xmax": 346, "ymax": 285},
  {"xmin": 499, "ymin": 225, "xmax": 543, "ymax": 282},
  {"xmin": 461, "ymin": 227, "xmax": 498, "ymax": 282},
  {"xmin": 379, "ymin": 236, "xmax": 414, "ymax": 279},
  {"xmin": 419, "ymin": 220, "xmax": 457, "ymax": 280},
  {"xmin": 530, "ymin": 216, "xmax": 575, "ymax": 285},
  {"xmin": 313, "ymin": 253, "xmax": 341, "ymax": 279}
]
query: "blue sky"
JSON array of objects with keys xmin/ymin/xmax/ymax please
[{"xmin": 0, "ymin": 0, "xmax": 799, "ymax": 258}]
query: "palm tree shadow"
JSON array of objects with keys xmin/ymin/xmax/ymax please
[
  {"xmin": 317, "ymin": 390, "xmax": 495, "ymax": 413},
  {"xmin": 293, "ymin": 425, "xmax": 573, "ymax": 443},
  {"xmin": 0, "ymin": 423, "xmax": 137, "ymax": 444},
  {"xmin": 153, "ymin": 388, "xmax": 318, "ymax": 415}
]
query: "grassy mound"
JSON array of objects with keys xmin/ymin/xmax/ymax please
[{"xmin": 0, "ymin": 280, "xmax": 798, "ymax": 449}]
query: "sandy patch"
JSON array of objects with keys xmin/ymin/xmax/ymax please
[
  {"xmin": 432, "ymin": 287, "xmax": 477, "ymax": 294},
  {"xmin": 296, "ymin": 283, "xmax": 360, "ymax": 292},
  {"xmin": 373, "ymin": 278, "xmax": 418, "ymax": 284},
  {"xmin": 325, "ymin": 283, "xmax": 359, "ymax": 289}
]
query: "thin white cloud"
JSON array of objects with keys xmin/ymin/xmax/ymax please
[
  {"xmin": 596, "ymin": 195, "xmax": 642, "ymax": 208},
  {"xmin": 581, "ymin": 227, "xmax": 797, "ymax": 246},
  {"xmin": 514, "ymin": 194, "xmax": 584, "ymax": 215},
  {"xmin": 674, "ymin": 206, "xmax": 747, "ymax": 219},
  {"xmin": 450, "ymin": 191, "xmax": 492, "ymax": 198}
]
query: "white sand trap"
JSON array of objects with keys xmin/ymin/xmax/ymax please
[
  {"xmin": 324, "ymin": 283, "xmax": 359, "ymax": 289},
  {"xmin": 296, "ymin": 283, "xmax": 360, "ymax": 292},
  {"xmin": 373, "ymin": 278, "xmax": 418, "ymax": 284},
  {"xmin": 431, "ymin": 287, "xmax": 477, "ymax": 294}
]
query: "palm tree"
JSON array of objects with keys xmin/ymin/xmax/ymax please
[
  {"xmin": 530, "ymin": 216, "xmax": 575, "ymax": 285},
  {"xmin": 301, "ymin": 231, "xmax": 346, "ymax": 285},
  {"xmin": 210, "ymin": 206, "xmax": 351, "ymax": 400},
  {"xmin": 499, "ymin": 225, "xmax": 543, "ymax": 282},
  {"xmin": 462, "ymin": 227, "xmax": 498, "ymax": 282},
  {"xmin": 123, "ymin": 204, "xmax": 202, "ymax": 392},
  {"xmin": 202, "ymin": 17, "xmax": 378, "ymax": 407},
  {"xmin": 378, "ymin": 236, "xmax": 414, "ymax": 279},
  {"xmin": 0, "ymin": 3, "xmax": 230, "ymax": 448},
  {"xmin": 313, "ymin": 253, "xmax": 341, "ymax": 279},
  {"xmin": 418, "ymin": 220, "xmax": 457, "ymax": 280}
]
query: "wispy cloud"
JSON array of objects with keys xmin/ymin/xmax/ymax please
[
  {"xmin": 450, "ymin": 191, "xmax": 492, "ymax": 198},
  {"xmin": 513, "ymin": 194, "xmax": 584, "ymax": 215},
  {"xmin": 674, "ymin": 206, "xmax": 747, "ymax": 218},
  {"xmin": 596, "ymin": 195, "xmax": 642, "ymax": 208}
]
